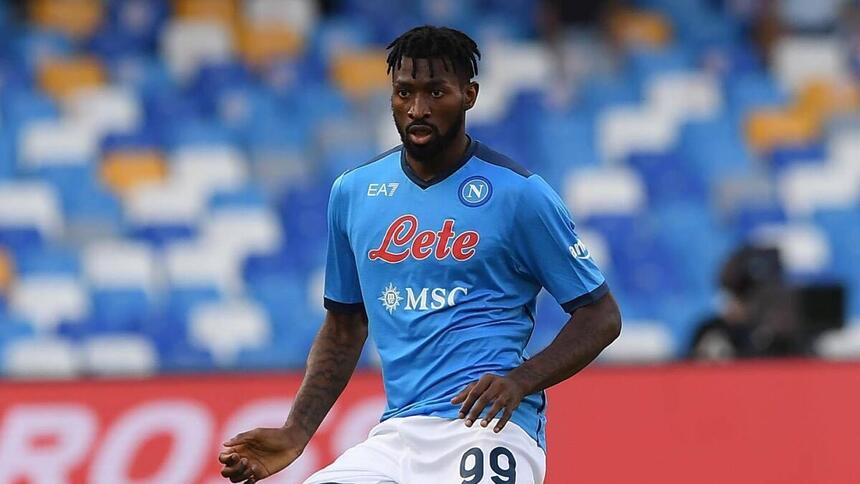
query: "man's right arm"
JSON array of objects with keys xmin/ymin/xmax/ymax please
[
  {"xmin": 219, "ymin": 308, "xmax": 367, "ymax": 482},
  {"xmin": 285, "ymin": 307, "xmax": 368, "ymax": 442}
]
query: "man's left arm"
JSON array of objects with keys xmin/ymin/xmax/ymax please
[{"xmin": 452, "ymin": 291, "xmax": 621, "ymax": 432}]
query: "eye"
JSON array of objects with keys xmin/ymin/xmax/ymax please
[
  {"xmin": 397, "ymin": 89, "xmax": 410, "ymax": 98},
  {"xmin": 431, "ymin": 90, "xmax": 444, "ymax": 98}
]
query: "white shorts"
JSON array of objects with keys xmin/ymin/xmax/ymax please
[{"xmin": 304, "ymin": 415, "xmax": 546, "ymax": 484}]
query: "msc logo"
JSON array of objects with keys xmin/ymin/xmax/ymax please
[
  {"xmin": 458, "ymin": 176, "xmax": 492, "ymax": 207},
  {"xmin": 569, "ymin": 238, "xmax": 591, "ymax": 260},
  {"xmin": 379, "ymin": 283, "xmax": 468, "ymax": 314}
]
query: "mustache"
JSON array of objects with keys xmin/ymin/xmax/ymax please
[{"xmin": 406, "ymin": 121, "xmax": 437, "ymax": 131}]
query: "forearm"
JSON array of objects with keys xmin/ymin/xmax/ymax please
[
  {"xmin": 284, "ymin": 311, "xmax": 368, "ymax": 442},
  {"xmin": 508, "ymin": 293, "xmax": 621, "ymax": 395}
]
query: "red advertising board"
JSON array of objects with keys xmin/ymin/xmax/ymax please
[{"xmin": 1, "ymin": 361, "xmax": 859, "ymax": 483}]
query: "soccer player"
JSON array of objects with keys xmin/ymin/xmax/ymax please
[{"xmin": 219, "ymin": 25, "xmax": 621, "ymax": 484}]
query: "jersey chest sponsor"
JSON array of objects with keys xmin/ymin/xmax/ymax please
[{"xmin": 368, "ymin": 214, "xmax": 480, "ymax": 263}]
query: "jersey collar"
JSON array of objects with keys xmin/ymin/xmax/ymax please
[{"xmin": 400, "ymin": 136, "xmax": 478, "ymax": 190}]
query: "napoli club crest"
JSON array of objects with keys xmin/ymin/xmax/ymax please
[{"xmin": 458, "ymin": 176, "xmax": 492, "ymax": 207}]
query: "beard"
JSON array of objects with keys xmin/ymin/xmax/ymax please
[{"xmin": 395, "ymin": 112, "xmax": 464, "ymax": 162}]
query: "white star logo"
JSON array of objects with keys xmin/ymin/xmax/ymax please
[{"xmin": 378, "ymin": 283, "xmax": 403, "ymax": 314}]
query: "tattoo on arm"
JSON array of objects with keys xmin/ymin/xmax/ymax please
[{"xmin": 285, "ymin": 311, "xmax": 367, "ymax": 440}]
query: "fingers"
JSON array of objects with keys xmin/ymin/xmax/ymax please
[
  {"xmin": 219, "ymin": 451, "xmax": 238, "ymax": 465},
  {"xmin": 494, "ymin": 406, "xmax": 515, "ymax": 433},
  {"xmin": 480, "ymin": 400, "xmax": 505, "ymax": 428},
  {"xmin": 221, "ymin": 455, "xmax": 250, "ymax": 482},
  {"xmin": 457, "ymin": 376, "xmax": 494, "ymax": 420},
  {"xmin": 450, "ymin": 383, "xmax": 475, "ymax": 405}
]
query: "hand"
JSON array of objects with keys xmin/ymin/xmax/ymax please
[
  {"xmin": 219, "ymin": 426, "xmax": 308, "ymax": 483},
  {"xmin": 451, "ymin": 373, "xmax": 527, "ymax": 433}
]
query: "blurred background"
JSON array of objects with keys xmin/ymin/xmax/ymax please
[{"xmin": 0, "ymin": 0, "xmax": 858, "ymax": 483}]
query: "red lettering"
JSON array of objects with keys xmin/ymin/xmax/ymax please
[
  {"xmin": 369, "ymin": 215, "xmax": 479, "ymax": 263},
  {"xmin": 451, "ymin": 231, "xmax": 480, "ymax": 260},
  {"xmin": 368, "ymin": 214, "xmax": 417, "ymax": 263},
  {"xmin": 411, "ymin": 230, "xmax": 435, "ymax": 260},
  {"xmin": 435, "ymin": 220, "xmax": 455, "ymax": 259}
]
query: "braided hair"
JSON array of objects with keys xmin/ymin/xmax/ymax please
[{"xmin": 385, "ymin": 26, "xmax": 481, "ymax": 81}]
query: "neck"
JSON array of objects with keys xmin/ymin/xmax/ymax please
[{"xmin": 405, "ymin": 132, "xmax": 470, "ymax": 182}]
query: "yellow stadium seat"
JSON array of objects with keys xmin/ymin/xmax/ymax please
[
  {"xmin": 175, "ymin": 0, "xmax": 238, "ymax": 26},
  {"xmin": 101, "ymin": 150, "xmax": 168, "ymax": 194},
  {"xmin": 608, "ymin": 8, "xmax": 673, "ymax": 48},
  {"xmin": 331, "ymin": 50, "xmax": 391, "ymax": 99},
  {"xmin": 794, "ymin": 79, "xmax": 860, "ymax": 129},
  {"xmin": 0, "ymin": 247, "xmax": 13, "ymax": 293},
  {"xmin": 30, "ymin": 0, "xmax": 103, "ymax": 39},
  {"xmin": 38, "ymin": 57, "xmax": 106, "ymax": 100},
  {"xmin": 238, "ymin": 23, "xmax": 303, "ymax": 65},
  {"xmin": 746, "ymin": 109, "xmax": 818, "ymax": 152}
]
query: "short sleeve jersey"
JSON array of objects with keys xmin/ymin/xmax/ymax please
[{"xmin": 324, "ymin": 139, "xmax": 607, "ymax": 449}]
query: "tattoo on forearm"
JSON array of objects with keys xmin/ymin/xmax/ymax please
[{"xmin": 287, "ymin": 320, "xmax": 365, "ymax": 437}]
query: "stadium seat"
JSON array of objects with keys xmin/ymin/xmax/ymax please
[
  {"xmin": 626, "ymin": 150, "xmax": 707, "ymax": 206},
  {"xmin": 331, "ymin": 50, "xmax": 390, "ymax": 99},
  {"xmin": 0, "ymin": 181, "xmax": 64, "ymax": 247},
  {"xmin": 768, "ymin": 142, "xmax": 826, "ymax": 173},
  {"xmin": 725, "ymin": 72, "xmax": 789, "ymax": 116},
  {"xmin": 243, "ymin": 0, "xmax": 318, "ymax": 37},
  {"xmin": 100, "ymin": 149, "xmax": 168, "ymax": 194},
  {"xmin": 19, "ymin": 119, "xmax": 98, "ymax": 168},
  {"xmin": 30, "ymin": 0, "xmax": 103, "ymax": 39},
  {"xmin": 814, "ymin": 325, "xmax": 860, "ymax": 360},
  {"xmin": 751, "ymin": 224, "xmax": 832, "ymax": 275},
  {"xmin": 598, "ymin": 105, "xmax": 677, "ymax": 163},
  {"xmin": 564, "ymin": 167, "xmax": 647, "ymax": 219},
  {"xmin": 65, "ymin": 87, "xmax": 142, "ymax": 138},
  {"xmin": 200, "ymin": 208, "xmax": 283, "ymax": 262},
  {"xmin": 646, "ymin": 71, "xmax": 722, "ymax": 122},
  {"xmin": 597, "ymin": 320, "xmax": 674, "ymax": 363},
  {"xmin": 81, "ymin": 334, "xmax": 158, "ymax": 376},
  {"xmin": 161, "ymin": 20, "xmax": 234, "ymax": 81},
  {"xmin": 0, "ymin": 248, "xmax": 13, "ymax": 293},
  {"xmin": 165, "ymin": 239, "xmax": 241, "ymax": 295},
  {"xmin": 238, "ymin": 23, "xmax": 303, "ymax": 66},
  {"xmin": 13, "ymin": 245, "xmax": 79, "ymax": 277},
  {"xmin": 778, "ymin": 164, "xmax": 860, "ymax": 218},
  {"xmin": 124, "ymin": 180, "xmax": 205, "ymax": 227},
  {"xmin": 82, "ymin": 240, "xmax": 156, "ymax": 292},
  {"xmin": 38, "ymin": 56, "xmax": 106, "ymax": 100},
  {"xmin": 607, "ymin": 8, "xmax": 673, "ymax": 48},
  {"xmin": 745, "ymin": 108, "xmax": 817, "ymax": 153},
  {"xmin": 189, "ymin": 299, "xmax": 271, "ymax": 366},
  {"xmin": 175, "ymin": 0, "xmax": 238, "ymax": 25},
  {"xmin": 170, "ymin": 145, "xmax": 249, "ymax": 201},
  {"xmin": 0, "ymin": 314, "xmax": 36, "ymax": 361},
  {"xmin": 794, "ymin": 80, "xmax": 860, "ymax": 131},
  {"xmin": 8, "ymin": 275, "xmax": 89, "ymax": 333},
  {"xmin": 2, "ymin": 337, "xmax": 80, "ymax": 378},
  {"xmin": 828, "ymin": 125, "xmax": 860, "ymax": 175},
  {"xmin": 773, "ymin": 36, "xmax": 851, "ymax": 93}
]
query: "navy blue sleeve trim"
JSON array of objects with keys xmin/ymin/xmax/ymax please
[
  {"xmin": 560, "ymin": 282, "xmax": 609, "ymax": 313},
  {"xmin": 324, "ymin": 297, "xmax": 365, "ymax": 314}
]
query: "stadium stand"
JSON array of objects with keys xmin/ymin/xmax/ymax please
[{"xmin": 0, "ymin": 0, "xmax": 857, "ymax": 375}]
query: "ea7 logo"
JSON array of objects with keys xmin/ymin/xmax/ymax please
[{"xmin": 367, "ymin": 183, "xmax": 399, "ymax": 197}]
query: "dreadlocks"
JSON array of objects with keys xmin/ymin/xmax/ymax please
[{"xmin": 385, "ymin": 26, "xmax": 481, "ymax": 81}]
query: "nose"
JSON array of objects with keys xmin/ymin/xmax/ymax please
[{"xmin": 407, "ymin": 93, "xmax": 431, "ymax": 120}]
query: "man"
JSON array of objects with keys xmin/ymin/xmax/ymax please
[{"xmin": 220, "ymin": 25, "xmax": 621, "ymax": 484}]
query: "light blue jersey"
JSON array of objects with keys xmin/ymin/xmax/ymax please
[{"xmin": 323, "ymin": 138, "xmax": 607, "ymax": 450}]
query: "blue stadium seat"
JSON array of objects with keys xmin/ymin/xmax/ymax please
[
  {"xmin": 768, "ymin": 143, "xmax": 827, "ymax": 173},
  {"xmin": 678, "ymin": 115, "xmax": 753, "ymax": 182},
  {"xmin": 625, "ymin": 45, "xmax": 694, "ymax": 89},
  {"xmin": 725, "ymin": 72, "xmax": 789, "ymax": 116},
  {"xmin": 90, "ymin": 288, "xmax": 154, "ymax": 332},
  {"xmin": 164, "ymin": 285, "xmax": 223, "ymax": 328},
  {"xmin": 210, "ymin": 184, "xmax": 267, "ymax": 211},
  {"xmin": 14, "ymin": 245, "xmax": 80, "ymax": 276},
  {"xmin": 626, "ymin": 150, "xmax": 707, "ymax": 207}
]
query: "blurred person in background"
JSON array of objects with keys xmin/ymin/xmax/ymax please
[
  {"xmin": 219, "ymin": 25, "xmax": 621, "ymax": 484},
  {"xmin": 689, "ymin": 246, "xmax": 804, "ymax": 360}
]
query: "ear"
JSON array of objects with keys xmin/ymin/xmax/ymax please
[{"xmin": 464, "ymin": 81, "xmax": 479, "ymax": 111}]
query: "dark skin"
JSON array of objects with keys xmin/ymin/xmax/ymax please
[
  {"xmin": 219, "ymin": 55, "xmax": 622, "ymax": 482},
  {"xmin": 391, "ymin": 57, "xmax": 478, "ymax": 181},
  {"xmin": 219, "ymin": 309, "xmax": 368, "ymax": 483}
]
